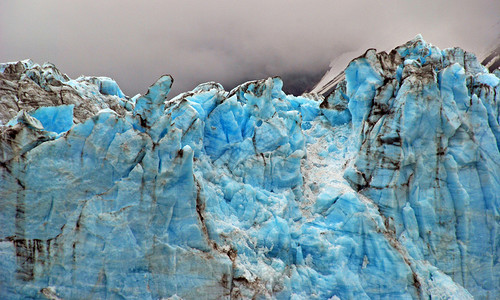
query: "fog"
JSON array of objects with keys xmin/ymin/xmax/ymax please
[{"xmin": 1, "ymin": 0, "xmax": 499, "ymax": 97}]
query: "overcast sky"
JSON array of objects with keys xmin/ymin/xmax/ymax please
[{"xmin": 1, "ymin": 0, "xmax": 499, "ymax": 97}]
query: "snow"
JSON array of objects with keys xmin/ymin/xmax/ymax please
[{"xmin": 1, "ymin": 35, "xmax": 498, "ymax": 299}]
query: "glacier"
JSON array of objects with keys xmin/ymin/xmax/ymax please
[{"xmin": 0, "ymin": 35, "xmax": 499, "ymax": 299}]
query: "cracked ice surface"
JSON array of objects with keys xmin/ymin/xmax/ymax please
[{"xmin": 0, "ymin": 35, "xmax": 498, "ymax": 299}]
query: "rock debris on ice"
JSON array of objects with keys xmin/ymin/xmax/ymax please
[{"xmin": 0, "ymin": 35, "xmax": 498, "ymax": 299}]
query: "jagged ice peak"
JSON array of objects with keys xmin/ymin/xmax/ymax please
[{"xmin": 0, "ymin": 36, "xmax": 499, "ymax": 299}]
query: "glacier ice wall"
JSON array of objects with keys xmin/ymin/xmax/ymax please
[{"xmin": 0, "ymin": 36, "xmax": 498, "ymax": 299}]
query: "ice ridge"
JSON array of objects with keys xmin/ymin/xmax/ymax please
[{"xmin": 0, "ymin": 36, "xmax": 498, "ymax": 299}]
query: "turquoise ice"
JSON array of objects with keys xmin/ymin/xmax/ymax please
[{"xmin": 0, "ymin": 36, "xmax": 498, "ymax": 299}]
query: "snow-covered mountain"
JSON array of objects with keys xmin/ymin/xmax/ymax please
[
  {"xmin": 0, "ymin": 35, "xmax": 499, "ymax": 299},
  {"xmin": 482, "ymin": 43, "xmax": 500, "ymax": 73}
]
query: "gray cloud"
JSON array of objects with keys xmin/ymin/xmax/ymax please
[{"xmin": 1, "ymin": 0, "xmax": 499, "ymax": 97}]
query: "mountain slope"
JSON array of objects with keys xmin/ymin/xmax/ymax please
[
  {"xmin": 481, "ymin": 43, "xmax": 500, "ymax": 72},
  {"xmin": 311, "ymin": 35, "xmax": 500, "ymax": 98}
]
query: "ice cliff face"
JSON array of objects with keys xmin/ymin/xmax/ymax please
[{"xmin": 0, "ymin": 36, "xmax": 498, "ymax": 299}]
